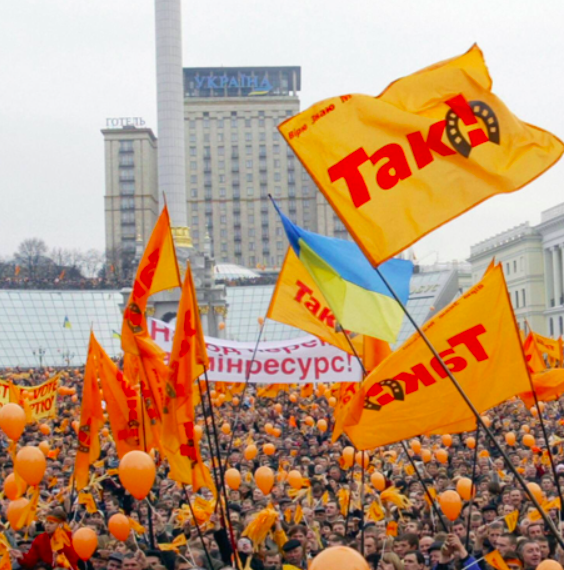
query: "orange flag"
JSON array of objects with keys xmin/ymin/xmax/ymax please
[
  {"xmin": 504, "ymin": 510, "xmax": 519, "ymax": 533},
  {"xmin": 345, "ymin": 265, "xmax": 531, "ymax": 450},
  {"xmin": 162, "ymin": 263, "xmax": 214, "ymax": 493},
  {"xmin": 93, "ymin": 335, "xmax": 144, "ymax": 458},
  {"xmin": 523, "ymin": 332, "xmax": 546, "ymax": 375},
  {"xmin": 531, "ymin": 330, "xmax": 563, "ymax": 366},
  {"xmin": 74, "ymin": 333, "xmax": 105, "ymax": 491},
  {"xmin": 520, "ymin": 368, "xmax": 564, "ymax": 408},
  {"xmin": 279, "ymin": 45, "xmax": 563, "ymax": 266},
  {"xmin": 484, "ymin": 550, "xmax": 511, "ymax": 570},
  {"xmin": 121, "ymin": 205, "xmax": 180, "ymax": 355}
]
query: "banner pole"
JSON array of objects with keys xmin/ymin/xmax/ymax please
[
  {"xmin": 399, "ymin": 440, "xmax": 448, "ymax": 533},
  {"xmin": 374, "ymin": 266, "xmax": 564, "ymax": 548}
]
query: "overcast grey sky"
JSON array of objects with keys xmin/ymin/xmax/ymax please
[{"xmin": 2, "ymin": 0, "xmax": 563, "ymax": 263}]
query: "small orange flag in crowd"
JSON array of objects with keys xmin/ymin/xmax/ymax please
[
  {"xmin": 504, "ymin": 510, "xmax": 519, "ymax": 533},
  {"xmin": 74, "ymin": 333, "xmax": 105, "ymax": 491},
  {"xmin": 484, "ymin": 550, "xmax": 511, "ymax": 570},
  {"xmin": 279, "ymin": 45, "xmax": 563, "ymax": 266},
  {"xmin": 345, "ymin": 265, "xmax": 531, "ymax": 449}
]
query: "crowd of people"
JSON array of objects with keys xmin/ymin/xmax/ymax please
[{"xmin": 1, "ymin": 365, "xmax": 564, "ymax": 570}]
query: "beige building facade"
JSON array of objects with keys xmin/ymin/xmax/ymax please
[
  {"xmin": 102, "ymin": 126, "xmax": 159, "ymax": 277},
  {"xmin": 469, "ymin": 222, "xmax": 547, "ymax": 334}
]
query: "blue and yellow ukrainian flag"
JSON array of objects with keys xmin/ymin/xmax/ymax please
[
  {"xmin": 273, "ymin": 201, "xmax": 413, "ymax": 343},
  {"xmin": 63, "ymin": 316, "xmax": 72, "ymax": 329}
]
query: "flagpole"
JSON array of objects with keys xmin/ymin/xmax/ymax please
[
  {"xmin": 182, "ymin": 486, "xmax": 215, "ymax": 570},
  {"xmin": 223, "ymin": 320, "xmax": 266, "ymax": 463},
  {"xmin": 201, "ymin": 369, "xmax": 240, "ymax": 566},
  {"xmin": 531, "ymin": 389, "xmax": 564, "ymax": 515},
  {"xmin": 399, "ymin": 440, "xmax": 448, "ymax": 533},
  {"xmin": 374, "ymin": 266, "xmax": 564, "ymax": 550},
  {"xmin": 465, "ymin": 424, "xmax": 480, "ymax": 550}
]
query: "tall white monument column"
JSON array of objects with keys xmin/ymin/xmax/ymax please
[{"xmin": 155, "ymin": 0, "xmax": 188, "ymax": 231}]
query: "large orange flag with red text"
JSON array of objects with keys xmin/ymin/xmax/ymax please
[
  {"xmin": 74, "ymin": 333, "xmax": 105, "ymax": 491},
  {"xmin": 279, "ymin": 45, "xmax": 563, "ymax": 266},
  {"xmin": 121, "ymin": 205, "xmax": 180, "ymax": 355},
  {"xmin": 162, "ymin": 263, "xmax": 214, "ymax": 492},
  {"xmin": 345, "ymin": 265, "xmax": 531, "ymax": 449}
]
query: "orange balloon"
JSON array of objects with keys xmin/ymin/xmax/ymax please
[
  {"xmin": 456, "ymin": 477, "xmax": 475, "ymax": 501},
  {"xmin": 481, "ymin": 415, "xmax": 492, "ymax": 428},
  {"xmin": 288, "ymin": 470, "xmax": 303, "ymax": 490},
  {"xmin": 531, "ymin": 407, "xmax": 539, "ymax": 417},
  {"xmin": 466, "ymin": 437, "xmax": 476, "ymax": 449},
  {"xmin": 304, "ymin": 416, "xmax": 314, "ymax": 427},
  {"xmin": 317, "ymin": 419, "xmax": 328, "ymax": 432},
  {"xmin": 421, "ymin": 448, "xmax": 432, "ymax": 463},
  {"xmin": 118, "ymin": 450, "xmax": 156, "ymax": 500},
  {"xmin": 244, "ymin": 444, "xmax": 258, "ymax": 461},
  {"xmin": 505, "ymin": 432, "xmax": 516, "ymax": 446},
  {"xmin": 328, "ymin": 397, "xmax": 337, "ymax": 407},
  {"xmin": 317, "ymin": 384, "xmax": 326, "ymax": 396},
  {"xmin": 217, "ymin": 394, "xmax": 226, "ymax": 405},
  {"xmin": 272, "ymin": 428, "xmax": 282, "ymax": 438},
  {"xmin": 73, "ymin": 527, "xmax": 98, "ymax": 561},
  {"xmin": 3, "ymin": 473, "xmax": 27, "ymax": 500},
  {"xmin": 0, "ymin": 403, "xmax": 26, "ymax": 441},
  {"xmin": 39, "ymin": 424, "xmax": 51, "ymax": 436},
  {"xmin": 371, "ymin": 471, "xmax": 386, "ymax": 491},
  {"xmin": 38, "ymin": 441, "xmax": 50, "ymax": 456},
  {"xmin": 289, "ymin": 393, "xmax": 297, "ymax": 403},
  {"xmin": 274, "ymin": 403, "xmax": 283, "ymax": 414},
  {"xmin": 435, "ymin": 449, "xmax": 448, "ymax": 464},
  {"xmin": 232, "ymin": 397, "xmax": 240, "ymax": 407},
  {"xmin": 310, "ymin": 546, "xmax": 370, "ymax": 570},
  {"xmin": 218, "ymin": 322, "xmax": 226, "ymax": 331},
  {"xmin": 479, "ymin": 450, "xmax": 490, "ymax": 458},
  {"xmin": 522, "ymin": 424, "xmax": 530, "ymax": 433},
  {"xmin": 263, "ymin": 443, "xmax": 276, "ymax": 456},
  {"xmin": 537, "ymin": 561, "xmax": 564, "ymax": 570},
  {"xmin": 7, "ymin": 498, "xmax": 30, "ymax": 530},
  {"xmin": 71, "ymin": 395, "xmax": 78, "ymax": 403},
  {"xmin": 225, "ymin": 468, "xmax": 241, "ymax": 490},
  {"xmin": 108, "ymin": 513, "xmax": 131, "ymax": 541},
  {"xmin": 265, "ymin": 422, "xmax": 274, "ymax": 434},
  {"xmin": 441, "ymin": 434, "xmax": 452, "ymax": 447},
  {"xmin": 71, "ymin": 421, "xmax": 79, "ymax": 434},
  {"xmin": 439, "ymin": 490, "xmax": 462, "ymax": 521},
  {"xmin": 342, "ymin": 446, "xmax": 355, "ymax": 467},
  {"xmin": 255, "ymin": 466, "xmax": 274, "ymax": 495},
  {"xmin": 523, "ymin": 434, "xmax": 536, "ymax": 448},
  {"xmin": 410, "ymin": 439, "xmax": 421, "ymax": 454},
  {"xmin": 356, "ymin": 451, "xmax": 370, "ymax": 469},
  {"xmin": 527, "ymin": 482, "xmax": 544, "ymax": 504},
  {"xmin": 101, "ymin": 427, "xmax": 110, "ymax": 438},
  {"xmin": 15, "ymin": 446, "xmax": 46, "ymax": 486},
  {"xmin": 221, "ymin": 423, "xmax": 231, "ymax": 435}
]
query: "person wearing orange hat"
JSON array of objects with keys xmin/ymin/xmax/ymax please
[{"xmin": 10, "ymin": 508, "xmax": 79, "ymax": 569}]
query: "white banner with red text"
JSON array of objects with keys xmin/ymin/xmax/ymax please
[{"xmin": 148, "ymin": 318, "xmax": 362, "ymax": 384}]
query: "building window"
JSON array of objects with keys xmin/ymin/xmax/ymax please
[
  {"xmin": 191, "ymin": 188, "xmax": 198, "ymax": 198},
  {"xmin": 274, "ymin": 172, "xmax": 281, "ymax": 182},
  {"xmin": 550, "ymin": 318, "xmax": 554, "ymax": 336},
  {"xmin": 218, "ymin": 147, "xmax": 224, "ymax": 156},
  {"xmin": 218, "ymin": 160, "xmax": 225, "ymax": 170},
  {"xmin": 121, "ymin": 211, "xmax": 135, "ymax": 224},
  {"xmin": 248, "ymin": 214, "xmax": 255, "ymax": 224},
  {"xmin": 190, "ymin": 147, "xmax": 197, "ymax": 156},
  {"xmin": 231, "ymin": 133, "xmax": 238, "ymax": 143},
  {"xmin": 277, "ymin": 241, "xmax": 283, "ymax": 251},
  {"xmin": 506, "ymin": 262, "xmax": 510, "ymax": 275},
  {"xmin": 190, "ymin": 175, "xmax": 197, "ymax": 184},
  {"xmin": 259, "ymin": 145, "xmax": 266, "ymax": 157},
  {"xmin": 250, "ymin": 256, "xmax": 255, "ymax": 266},
  {"xmin": 249, "ymin": 243, "xmax": 255, "ymax": 251},
  {"xmin": 220, "ymin": 229, "xmax": 227, "ymax": 238},
  {"xmin": 303, "ymin": 185, "xmax": 310, "ymax": 195},
  {"xmin": 219, "ymin": 175, "xmax": 226, "ymax": 183},
  {"xmin": 246, "ymin": 160, "xmax": 253, "ymax": 168},
  {"xmin": 204, "ymin": 147, "xmax": 211, "ymax": 158},
  {"xmin": 560, "ymin": 316, "xmax": 563, "ymax": 336},
  {"xmin": 121, "ymin": 197, "xmax": 135, "ymax": 209},
  {"xmin": 220, "ymin": 215, "xmax": 227, "ymax": 224},
  {"xmin": 119, "ymin": 140, "xmax": 134, "ymax": 152},
  {"xmin": 119, "ymin": 169, "xmax": 134, "ymax": 181},
  {"xmin": 245, "ymin": 119, "xmax": 251, "ymax": 128},
  {"xmin": 217, "ymin": 133, "xmax": 224, "ymax": 142},
  {"xmin": 522, "ymin": 289, "xmax": 526, "ymax": 307},
  {"xmin": 247, "ymin": 187, "xmax": 254, "ymax": 196},
  {"xmin": 245, "ymin": 132, "xmax": 252, "ymax": 142},
  {"xmin": 246, "ymin": 173, "xmax": 253, "ymax": 182},
  {"xmin": 119, "ymin": 155, "xmax": 134, "ymax": 166},
  {"xmin": 259, "ymin": 119, "xmax": 265, "ymax": 127},
  {"xmin": 249, "ymin": 228, "xmax": 255, "ymax": 237},
  {"xmin": 219, "ymin": 187, "xmax": 226, "ymax": 197},
  {"xmin": 246, "ymin": 145, "xmax": 252, "ymax": 156},
  {"xmin": 120, "ymin": 181, "xmax": 135, "ymax": 195},
  {"xmin": 259, "ymin": 132, "xmax": 266, "ymax": 141},
  {"xmin": 204, "ymin": 133, "xmax": 210, "ymax": 143},
  {"xmin": 190, "ymin": 161, "xmax": 197, "ymax": 170}
]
